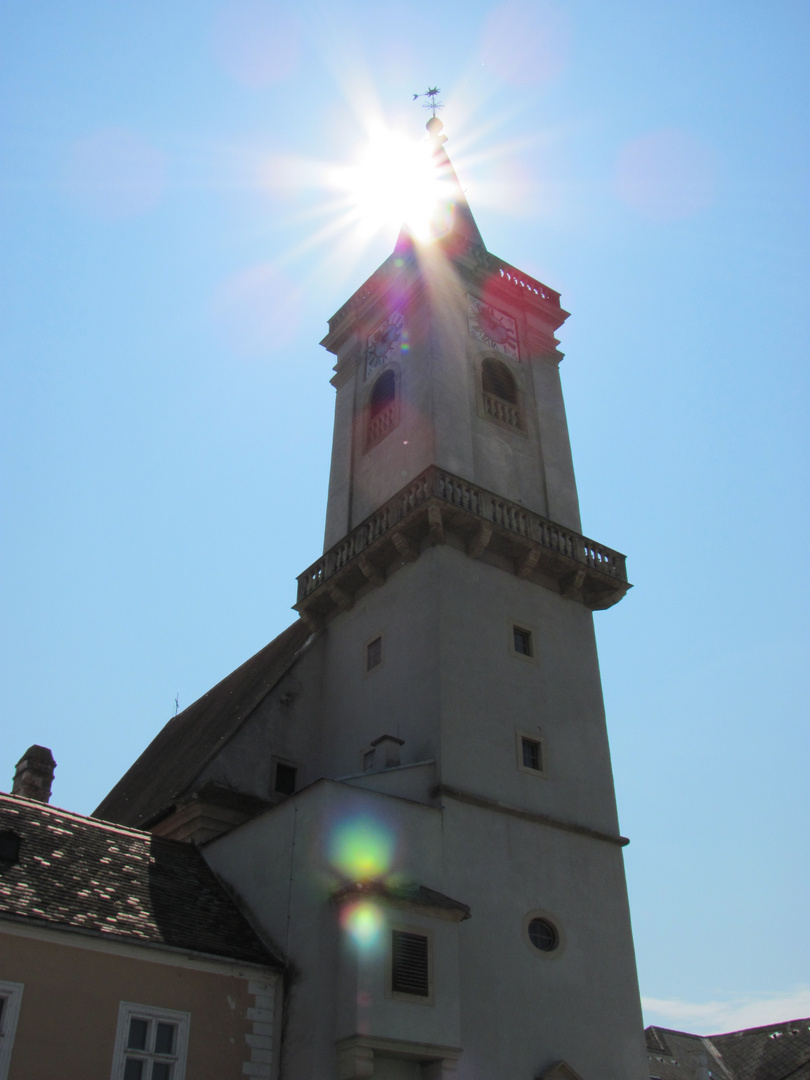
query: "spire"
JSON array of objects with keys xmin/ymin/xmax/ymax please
[{"xmin": 395, "ymin": 114, "xmax": 486, "ymax": 254}]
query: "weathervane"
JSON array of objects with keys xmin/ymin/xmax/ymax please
[{"xmin": 412, "ymin": 86, "xmax": 443, "ymax": 118}]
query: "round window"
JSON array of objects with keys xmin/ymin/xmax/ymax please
[{"xmin": 527, "ymin": 917, "xmax": 559, "ymax": 952}]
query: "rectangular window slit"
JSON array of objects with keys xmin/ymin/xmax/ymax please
[
  {"xmin": 367, "ymin": 636, "xmax": 382, "ymax": 670},
  {"xmin": 513, "ymin": 626, "xmax": 532, "ymax": 656},
  {"xmin": 391, "ymin": 930, "xmax": 429, "ymax": 996},
  {"xmin": 522, "ymin": 737, "xmax": 542, "ymax": 771},
  {"xmin": 274, "ymin": 763, "xmax": 297, "ymax": 795}
]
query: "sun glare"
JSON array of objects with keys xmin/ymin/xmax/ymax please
[
  {"xmin": 337, "ymin": 129, "xmax": 453, "ymax": 243},
  {"xmin": 340, "ymin": 898, "xmax": 386, "ymax": 951},
  {"xmin": 327, "ymin": 813, "xmax": 395, "ymax": 882}
]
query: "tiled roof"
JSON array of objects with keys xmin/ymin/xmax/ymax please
[
  {"xmin": 712, "ymin": 1019, "xmax": 810, "ymax": 1080},
  {"xmin": 94, "ymin": 619, "xmax": 314, "ymax": 828},
  {"xmin": 646, "ymin": 1022, "xmax": 810, "ymax": 1080},
  {"xmin": 645, "ymin": 1027, "xmax": 735, "ymax": 1080},
  {"xmin": 0, "ymin": 794, "xmax": 280, "ymax": 967}
]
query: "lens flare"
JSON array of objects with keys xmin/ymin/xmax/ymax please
[
  {"xmin": 328, "ymin": 814, "xmax": 394, "ymax": 881},
  {"xmin": 340, "ymin": 898, "xmax": 385, "ymax": 950},
  {"xmin": 336, "ymin": 129, "xmax": 454, "ymax": 243}
]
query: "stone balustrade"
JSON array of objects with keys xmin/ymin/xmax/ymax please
[
  {"xmin": 296, "ymin": 467, "xmax": 628, "ymax": 616},
  {"xmin": 483, "ymin": 392, "xmax": 521, "ymax": 429},
  {"xmin": 366, "ymin": 402, "xmax": 397, "ymax": 447}
]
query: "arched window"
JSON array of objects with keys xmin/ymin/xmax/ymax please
[
  {"xmin": 366, "ymin": 368, "xmax": 398, "ymax": 448},
  {"xmin": 481, "ymin": 358, "xmax": 522, "ymax": 429},
  {"xmin": 482, "ymin": 358, "xmax": 517, "ymax": 403}
]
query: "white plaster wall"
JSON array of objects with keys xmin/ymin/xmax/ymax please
[
  {"xmin": 205, "ymin": 781, "xmax": 449, "ymax": 1080},
  {"xmin": 443, "ymin": 798, "xmax": 649, "ymax": 1080},
  {"xmin": 349, "ymin": 294, "xmax": 438, "ymax": 531},
  {"xmin": 314, "ymin": 561, "xmax": 443, "ymax": 778},
  {"xmin": 323, "ymin": 253, "xmax": 581, "ymax": 547},
  {"xmin": 530, "ymin": 355, "xmax": 582, "ymax": 531},
  {"xmin": 343, "ymin": 761, "xmax": 437, "ymax": 804},
  {"xmin": 207, "ymin": 773, "xmax": 647, "ymax": 1080},
  {"xmin": 312, "ymin": 544, "xmax": 620, "ymax": 837},
  {"xmin": 430, "ymin": 545, "xmax": 620, "ymax": 834},
  {"xmin": 335, "ymin": 903, "xmax": 462, "ymax": 1050},
  {"xmin": 325, "ymin": 345, "xmax": 362, "ymax": 548}
]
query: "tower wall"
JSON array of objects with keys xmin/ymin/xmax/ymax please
[{"xmin": 321, "ymin": 245, "xmax": 581, "ymax": 553}]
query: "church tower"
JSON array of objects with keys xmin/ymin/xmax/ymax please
[{"xmin": 97, "ymin": 117, "xmax": 648, "ymax": 1080}]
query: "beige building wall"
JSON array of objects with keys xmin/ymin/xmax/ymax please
[{"xmin": 1, "ymin": 927, "xmax": 279, "ymax": 1080}]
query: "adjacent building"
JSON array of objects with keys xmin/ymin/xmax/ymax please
[
  {"xmin": 0, "ymin": 757, "xmax": 282, "ymax": 1080},
  {"xmin": 645, "ymin": 1020, "xmax": 810, "ymax": 1080}
]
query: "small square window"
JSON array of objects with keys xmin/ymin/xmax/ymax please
[
  {"xmin": 516, "ymin": 729, "xmax": 547, "ymax": 778},
  {"xmin": 274, "ymin": 763, "xmax": 297, "ymax": 795},
  {"xmin": 513, "ymin": 626, "xmax": 532, "ymax": 656},
  {"xmin": 366, "ymin": 636, "xmax": 382, "ymax": 671},
  {"xmin": 521, "ymin": 737, "xmax": 542, "ymax": 772}
]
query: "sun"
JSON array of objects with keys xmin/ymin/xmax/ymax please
[{"xmin": 336, "ymin": 127, "xmax": 453, "ymax": 243}]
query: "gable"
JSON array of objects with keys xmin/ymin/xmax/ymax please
[{"xmin": 94, "ymin": 619, "xmax": 315, "ymax": 828}]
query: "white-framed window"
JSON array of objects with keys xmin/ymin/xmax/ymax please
[
  {"xmin": 0, "ymin": 981, "xmax": 24, "ymax": 1080},
  {"xmin": 111, "ymin": 1002, "xmax": 190, "ymax": 1080}
]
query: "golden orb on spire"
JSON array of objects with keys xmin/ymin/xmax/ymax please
[{"xmin": 426, "ymin": 115, "xmax": 444, "ymax": 138}]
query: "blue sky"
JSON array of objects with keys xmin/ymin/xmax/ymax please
[{"xmin": 2, "ymin": 0, "xmax": 808, "ymax": 1034}]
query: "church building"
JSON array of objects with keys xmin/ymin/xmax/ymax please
[{"xmin": 93, "ymin": 116, "xmax": 650, "ymax": 1079}]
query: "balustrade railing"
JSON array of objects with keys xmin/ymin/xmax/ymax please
[
  {"xmin": 483, "ymin": 392, "xmax": 521, "ymax": 429},
  {"xmin": 296, "ymin": 467, "xmax": 627, "ymax": 603},
  {"xmin": 366, "ymin": 403, "xmax": 396, "ymax": 447}
]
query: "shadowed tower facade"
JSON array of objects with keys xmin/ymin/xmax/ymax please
[{"xmin": 97, "ymin": 118, "xmax": 648, "ymax": 1080}]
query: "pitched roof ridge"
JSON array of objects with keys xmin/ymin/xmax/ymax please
[
  {"xmin": 711, "ymin": 1017, "xmax": 810, "ymax": 1038},
  {"xmin": 1, "ymin": 791, "xmax": 150, "ymax": 841},
  {"xmin": 163, "ymin": 620, "xmax": 318, "ymax": 797},
  {"xmin": 94, "ymin": 618, "xmax": 317, "ymax": 826},
  {"xmin": 645, "ymin": 1024, "xmax": 711, "ymax": 1039}
]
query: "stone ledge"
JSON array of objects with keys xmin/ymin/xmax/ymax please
[{"xmin": 295, "ymin": 467, "xmax": 630, "ymax": 628}]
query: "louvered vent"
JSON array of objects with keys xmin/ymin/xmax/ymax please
[{"xmin": 391, "ymin": 930, "xmax": 429, "ymax": 996}]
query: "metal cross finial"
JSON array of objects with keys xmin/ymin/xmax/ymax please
[{"xmin": 412, "ymin": 86, "xmax": 443, "ymax": 118}]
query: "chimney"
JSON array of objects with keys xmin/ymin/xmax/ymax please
[
  {"xmin": 12, "ymin": 745, "xmax": 56, "ymax": 803},
  {"xmin": 370, "ymin": 734, "xmax": 404, "ymax": 768}
]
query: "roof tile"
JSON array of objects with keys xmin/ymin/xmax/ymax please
[{"xmin": 0, "ymin": 794, "xmax": 281, "ymax": 968}]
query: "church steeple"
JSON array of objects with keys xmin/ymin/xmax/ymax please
[
  {"xmin": 394, "ymin": 116, "xmax": 485, "ymax": 254},
  {"xmin": 303, "ymin": 122, "xmax": 629, "ymax": 627}
]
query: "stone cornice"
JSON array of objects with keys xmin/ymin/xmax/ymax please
[
  {"xmin": 434, "ymin": 785, "xmax": 630, "ymax": 847},
  {"xmin": 295, "ymin": 466, "xmax": 630, "ymax": 627}
]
